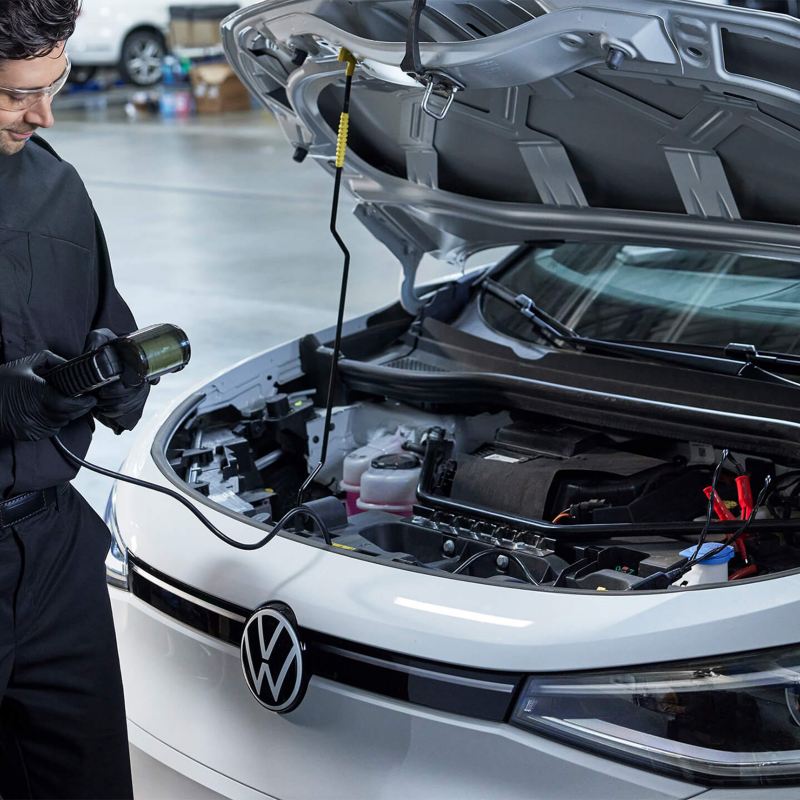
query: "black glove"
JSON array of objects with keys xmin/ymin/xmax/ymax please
[
  {"xmin": 84, "ymin": 329, "xmax": 150, "ymax": 430},
  {"xmin": 0, "ymin": 351, "xmax": 97, "ymax": 442}
]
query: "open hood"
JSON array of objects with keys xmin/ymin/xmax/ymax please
[{"xmin": 223, "ymin": 0, "xmax": 800, "ymax": 309}]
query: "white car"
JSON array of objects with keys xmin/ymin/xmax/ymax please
[
  {"xmin": 106, "ymin": 1, "xmax": 800, "ymax": 797},
  {"xmin": 67, "ymin": 0, "xmax": 238, "ymax": 86}
]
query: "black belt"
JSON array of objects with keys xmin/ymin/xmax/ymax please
[{"xmin": 0, "ymin": 485, "xmax": 65, "ymax": 529}]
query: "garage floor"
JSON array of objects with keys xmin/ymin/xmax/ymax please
[{"xmin": 44, "ymin": 105, "xmax": 454, "ymax": 513}]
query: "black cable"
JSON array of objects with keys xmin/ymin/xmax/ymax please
[
  {"xmin": 765, "ymin": 470, "xmax": 800, "ymax": 519},
  {"xmin": 631, "ymin": 472, "xmax": 772, "ymax": 590},
  {"xmin": 683, "ymin": 474, "xmax": 772, "ymax": 570},
  {"xmin": 53, "ymin": 435, "xmax": 331, "ymax": 549},
  {"xmin": 49, "ymin": 57, "xmax": 360, "ymax": 550},
  {"xmin": 770, "ymin": 469, "xmax": 800, "ymax": 491},
  {"xmin": 298, "ymin": 55, "xmax": 356, "ymax": 506},
  {"xmin": 770, "ymin": 469, "xmax": 800, "ymax": 517},
  {"xmin": 401, "ymin": 0, "xmax": 428, "ymax": 78},
  {"xmin": 689, "ymin": 448, "xmax": 730, "ymax": 561},
  {"xmin": 452, "ymin": 547, "xmax": 540, "ymax": 585},
  {"xmin": 727, "ymin": 452, "xmax": 745, "ymax": 475}
]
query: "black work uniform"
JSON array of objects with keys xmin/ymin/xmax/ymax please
[{"xmin": 0, "ymin": 135, "xmax": 146, "ymax": 799}]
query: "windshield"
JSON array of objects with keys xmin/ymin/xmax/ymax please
[{"xmin": 482, "ymin": 243, "xmax": 800, "ymax": 354}]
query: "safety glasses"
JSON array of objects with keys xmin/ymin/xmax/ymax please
[{"xmin": 0, "ymin": 55, "xmax": 71, "ymax": 112}]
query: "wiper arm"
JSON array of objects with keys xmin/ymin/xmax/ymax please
[
  {"xmin": 484, "ymin": 278, "xmax": 580, "ymax": 345},
  {"xmin": 723, "ymin": 342, "xmax": 800, "ymax": 377},
  {"xmin": 483, "ymin": 279, "xmax": 800, "ymax": 387}
]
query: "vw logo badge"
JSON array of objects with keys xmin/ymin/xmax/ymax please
[{"xmin": 241, "ymin": 603, "xmax": 308, "ymax": 714}]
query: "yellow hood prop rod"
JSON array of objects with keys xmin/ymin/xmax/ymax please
[{"xmin": 299, "ymin": 48, "xmax": 358, "ymax": 503}]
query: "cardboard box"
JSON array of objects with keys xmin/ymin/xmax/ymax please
[
  {"xmin": 169, "ymin": 23, "xmax": 194, "ymax": 49},
  {"xmin": 190, "ymin": 63, "xmax": 251, "ymax": 113},
  {"xmin": 169, "ymin": 5, "xmax": 239, "ymax": 49},
  {"xmin": 190, "ymin": 19, "xmax": 224, "ymax": 48}
]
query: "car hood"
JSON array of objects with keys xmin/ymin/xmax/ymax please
[{"xmin": 222, "ymin": 0, "xmax": 800, "ymax": 309}]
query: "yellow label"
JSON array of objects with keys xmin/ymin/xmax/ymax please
[{"xmin": 335, "ymin": 112, "xmax": 350, "ymax": 168}]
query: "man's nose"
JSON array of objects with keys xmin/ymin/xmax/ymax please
[{"xmin": 23, "ymin": 95, "xmax": 55, "ymax": 129}]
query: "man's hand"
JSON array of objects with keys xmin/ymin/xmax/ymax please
[
  {"xmin": 0, "ymin": 351, "xmax": 97, "ymax": 442},
  {"xmin": 85, "ymin": 329, "xmax": 149, "ymax": 428}
]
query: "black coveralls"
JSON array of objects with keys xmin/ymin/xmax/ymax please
[{"xmin": 0, "ymin": 136, "xmax": 146, "ymax": 799}]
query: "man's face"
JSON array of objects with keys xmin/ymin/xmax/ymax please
[{"xmin": 0, "ymin": 45, "xmax": 65, "ymax": 156}]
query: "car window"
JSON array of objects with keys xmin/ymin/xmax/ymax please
[{"xmin": 482, "ymin": 243, "xmax": 800, "ymax": 353}]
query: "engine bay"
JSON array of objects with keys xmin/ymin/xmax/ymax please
[{"xmin": 164, "ymin": 384, "xmax": 800, "ymax": 593}]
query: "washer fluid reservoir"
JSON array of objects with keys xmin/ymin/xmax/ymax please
[
  {"xmin": 674, "ymin": 544, "xmax": 735, "ymax": 587},
  {"xmin": 357, "ymin": 453, "xmax": 422, "ymax": 516}
]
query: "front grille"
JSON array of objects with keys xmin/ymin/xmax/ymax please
[{"xmin": 128, "ymin": 555, "xmax": 522, "ymax": 721}]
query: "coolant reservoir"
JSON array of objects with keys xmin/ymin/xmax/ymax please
[
  {"xmin": 674, "ymin": 544, "xmax": 735, "ymax": 587},
  {"xmin": 356, "ymin": 454, "xmax": 422, "ymax": 515},
  {"xmin": 340, "ymin": 433, "xmax": 407, "ymax": 514}
]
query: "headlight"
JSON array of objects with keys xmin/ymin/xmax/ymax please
[
  {"xmin": 103, "ymin": 482, "xmax": 129, "ymax": 590},
  {"xmin": 511, "ymin": 646, "xmax": 800, "ymax": 786}
]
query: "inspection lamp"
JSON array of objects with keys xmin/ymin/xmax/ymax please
[{"xmin": 44, "ymin": 324, "xmax": 191, "ymax": 398}]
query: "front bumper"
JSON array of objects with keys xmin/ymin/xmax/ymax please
[
  {"xmin": 129, "ymin": 725, "xmax": 268, "ymax": 800},
  {"xmin": 113, "ymin": 585, "xmax": 706, "ymax": 800}
]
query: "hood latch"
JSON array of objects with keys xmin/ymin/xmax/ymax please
[
  {"xmin": 420, "ymin": 70, "xmax": 465, "ymax": 121},
  {"xmin": 401, "ymin": 0, "xmax": 464, "ymax": 120}
]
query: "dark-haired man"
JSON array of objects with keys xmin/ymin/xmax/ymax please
[{"xmin": 0, "ymin": 2, "xmax": 148, "ymax": 798}]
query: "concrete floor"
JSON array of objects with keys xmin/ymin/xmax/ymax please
[{"xmin": 43, "ymin": 103, "xmax": 452, "ymax": 513}]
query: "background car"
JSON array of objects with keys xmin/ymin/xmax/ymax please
[{"xmin": 67, "ymin": 0, "xmax": 239, "ymax": 86}]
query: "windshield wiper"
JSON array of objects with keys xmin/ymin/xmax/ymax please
[{"xmin": 483, "ymin": 278, "xmax": 800, "ymax": 387}]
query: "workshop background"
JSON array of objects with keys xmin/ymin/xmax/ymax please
[{"xmin": 50, "ymin": 1, "xmax": 457, "ymax": 515}]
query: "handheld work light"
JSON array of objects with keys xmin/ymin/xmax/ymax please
[{"xmin": 44, "ymin": 324, "xmax": 191, "ymax": 398}]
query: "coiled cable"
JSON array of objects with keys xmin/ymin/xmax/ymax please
[{"xmin": 53, "ymin": 435, "xmax": 331, "ymax": 549}]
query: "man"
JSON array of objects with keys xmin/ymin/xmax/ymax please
[{"xmin": 0, "ymin": 2, "xmax": 149, "ymax": 797}]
